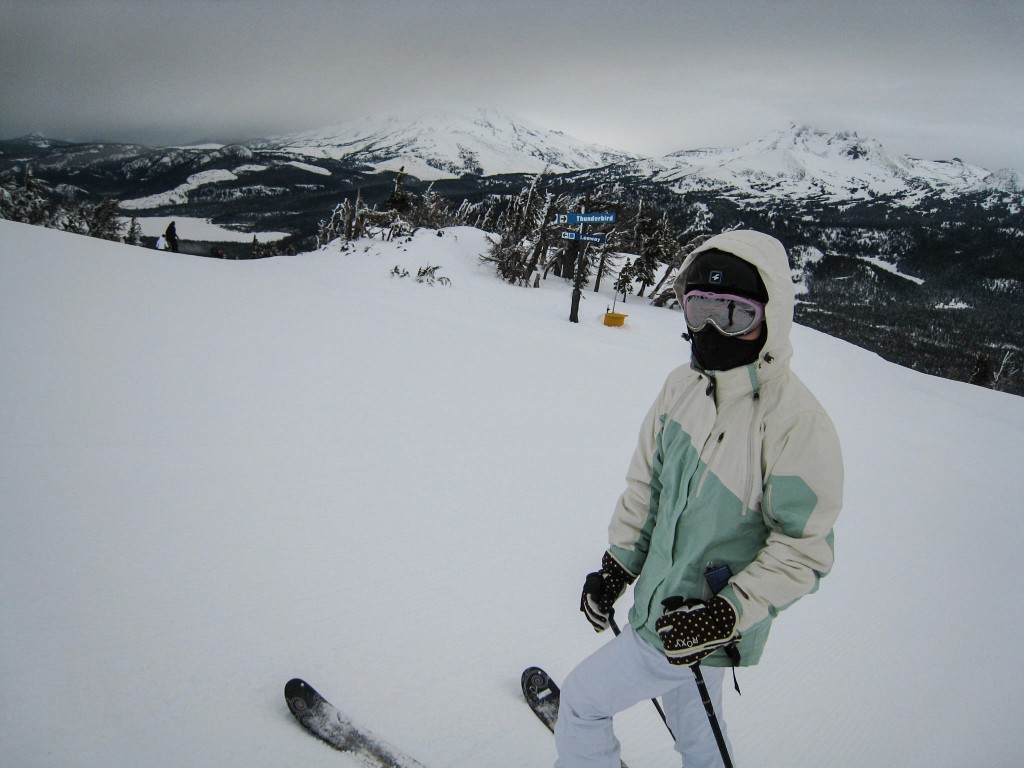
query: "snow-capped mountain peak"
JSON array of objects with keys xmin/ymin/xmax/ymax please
[
  {"xmin": 641, "ymin": 123, "xmax": 1018, "ymax": 203},
  {"xmin": 252, "ymin": 108, "xmax": 640, "ymax": 179}
]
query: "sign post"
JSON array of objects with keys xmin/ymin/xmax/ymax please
[{"xmin": 559, "ymin": 210, "xmax": 615, "ymax": 323}]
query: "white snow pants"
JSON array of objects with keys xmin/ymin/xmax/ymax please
[{"xmin": 554, "ymin": 623, "xmax": 734, "ymax": 768}]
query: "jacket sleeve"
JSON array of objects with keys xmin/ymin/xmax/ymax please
[
  {"xmin": 718, "ymin": 407, "xmax": 844, "ymax": 632},
  {"xmin": 606, "ymin": 379, "xmax": 671, "ymax": 577}
]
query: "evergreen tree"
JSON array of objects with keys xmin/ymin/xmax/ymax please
[
  {"xmin": 86, "ymin": 198, "xmax": 124, "ymax": 242},
  {"xmin": 478, "ymin": 200, "xmax": 500, "ymax": 233},
  {"xmin": 969, "ymin": 352, "xmax": 995, "ymax": 387},
  {"xmin": 55, "ymin": 201, "xmax": 89, "ymax": 235},
  {"xmin": 481, "ymin": 173, "xmax": 550, "ymax": 285},
  {"xmin": 452, "ymin": 198, "xmax": 476, "ymax": 226},
  {"xmin": 0, "ymin": 168, "xmax": 49, "ymax": 225},
  {"xmin": 317, "ymin": 200, "xmax": 352, "ymax": 248},
  {"xmin": 124, "ymin": 216, "xmax": 143, "ymax": 246},
  {"xmin": 351, "ymin": 191, "xmax": 370, "ymax": 240},
  {"xmin": 614, "ymin": 259, "xmax": 636, "ymax": 304},
  {"xmin": 384, "ymin": 167, "xmax": 417, "ymax": 217},
  {"xmin": 415, "ymin": 184, "xmax": 454, "ymax": 229}
]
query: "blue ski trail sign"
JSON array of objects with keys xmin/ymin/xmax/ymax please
[
  {"xmin": 561, "ymin": 231, "xmax": 607, "ymax": 244},
  {"xmin": 556, "ymin": 212, "xmax": 616, "ymax": 225}
]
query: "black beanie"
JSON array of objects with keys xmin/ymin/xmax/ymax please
[{"xmin": 685, "ymin": 249, "xmax": 768, "ymax": 302}]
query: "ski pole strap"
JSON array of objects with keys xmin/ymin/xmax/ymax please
[{"xmin": 725, "ymin": 644, "xmax": 742, "ymax": 695}]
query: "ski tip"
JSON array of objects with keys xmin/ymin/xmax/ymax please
[
  {"xmin": 521, "ymin": 666, "xmax": 549, "ymax": 686},
  {"xmin": 285, "ymin": 678, "xmax": 319, "ymax": 705}
]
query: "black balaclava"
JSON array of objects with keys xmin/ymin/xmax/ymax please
[{"xmin": 684, "ymin": 249, "xmax": 769, "ymax": 372}]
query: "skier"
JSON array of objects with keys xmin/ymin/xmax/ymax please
[
  {"xmin": 556, "ymin": 230, "xmax": 844, "ymax": 768},
  {"xmin": 165, "ymin": 221, "xmax": 179, "ymax": 253},
  {"xmin": 155, "ymin": 234, "xmax": 167, "ymax": 250}
]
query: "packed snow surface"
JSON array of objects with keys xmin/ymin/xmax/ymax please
[{"xmin": 2, "ymin": 220, "xmax": 1022, "ymax": 767}]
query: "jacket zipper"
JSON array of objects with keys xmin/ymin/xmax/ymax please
[
  {"xmin": 696, "ymin": 431, "xmax": 725, "ymax": 497},
  {"xmin": 743, "ymin": 393, "xmax": 763, "ymax": 516}
]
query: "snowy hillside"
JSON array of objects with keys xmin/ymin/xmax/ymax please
[
  {"xmin": 252, "ymin": 108, "xmax": 641, "ymax": 179},
  {"xmin": 630, "ymin": 124, "xmax": 1021, "ymax": 204},
  {"xmin": 2, "ymin": 220, "xmax": 1023, "ymax": 767}
]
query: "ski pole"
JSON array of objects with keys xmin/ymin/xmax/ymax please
[
  {"xmin": 607, "ymin": 614, "xmax": 675, "ymax": 740},
  {"xmin": 690, "ymin": 662, "xmax": 733, "ymax": 768}
]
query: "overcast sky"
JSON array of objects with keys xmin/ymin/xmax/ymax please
[{"xmin": 2, "ymin": 0, "xmax": 1022, "ymax": 172}]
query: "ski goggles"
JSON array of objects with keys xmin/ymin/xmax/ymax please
[{"xmin": 683, "ymin": 290, "xmax": 766, "ymax": 337}]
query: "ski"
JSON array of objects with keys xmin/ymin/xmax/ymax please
[
  {"xmin": 521, "ymin": 666, "xmax": 561, "ymax": 732},
  {"xmin": 285, "ymin": 678, "xmax": 429, "ymax": 767},
  {"xmin": 521, "ymin": 667, "xmax": 630, "ymax": 768}
]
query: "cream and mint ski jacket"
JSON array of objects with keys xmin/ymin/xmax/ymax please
[{"xmin": 608, "ymin": 230, "xmax": 844, "ymax": 667}]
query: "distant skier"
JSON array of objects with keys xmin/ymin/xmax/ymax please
[
  {"xmin": 164, "ymin": 221, "xmax": 179, "ymax": 253},
  {"xmin": 558, "ymin": 230, "xmax": 844, "ymax": 768},
  {"xmin": 155, "ymin": 234, "xmax": 167, "ymax": 251}
]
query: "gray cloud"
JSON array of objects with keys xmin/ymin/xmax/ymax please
[{"xmin": 2, "ymin": 0, "xmax": 1022, "ymax": 171}]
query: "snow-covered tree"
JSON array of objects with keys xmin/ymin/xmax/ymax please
[
  {"xmin": 86, "ymin": 199, "xmax": 124, "ymax": 242},
  {"xmin": 124, "ymin": 216, "xmax": 143, "ymax": 246},
  {"xmin": 317, "ymin": 199, "xmax": 352, "ymax": 248},
  {"xmin": 0, "ymin": 168, "xmax": 49, "ymax": 225},
  {"xmin": 614, "ymin": 258, "xmax": 637, "ymax": 303},
  {"xmin": 481, "ymin": 172, "xmax": 553, "ymax": 285},
  {"xmin": 384, "ymin": 167, "xmax": 417, "ymax": 218}
]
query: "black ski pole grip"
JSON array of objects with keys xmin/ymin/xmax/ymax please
[
  {"xmin": 661, "ymin": 595, "xmax": 689, "ymax": 611},
  {"xmin": 584, "ymin": 572, "xmax": 605, "ymax": 598}
]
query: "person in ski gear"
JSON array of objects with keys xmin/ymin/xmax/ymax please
[
  {"xmin": 165, "ymin": 221, "xmax": 179, "ymax": 253},
  {"xmin": 556, "ymin": 230, "xmax": 844, "ymax": 768},
  {"xmin": 155, "ymin": 234, "xmax": 167, "ymax": 250}
]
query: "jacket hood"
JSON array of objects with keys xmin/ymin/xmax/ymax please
[{"xmin": 674, "ymin": 230, "xmax": 795, "ymax": 372}]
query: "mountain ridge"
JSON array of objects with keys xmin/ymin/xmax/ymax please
[
  {"xmin": 4, "ymin": 113, "xmax": 1019, "ymax": 203},
  {"xmin": 617, "ymin": 123, "xmax": 1020, "ymax": 204},
  {"xmin": 249, "ymin": 108, "xmax": 642, "ymax": 179}
]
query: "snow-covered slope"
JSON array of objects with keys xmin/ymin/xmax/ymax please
[
  {"xmin": 251, "ymin": 108, "xmax": 641, "ymax": 179},
  {"xmin": 2, "ymin": 220, "xmax": 1023, "ymax": 767},
  {"xmin": 629, "ymin": 124, "xmax": 1021, "ymax": 203}
]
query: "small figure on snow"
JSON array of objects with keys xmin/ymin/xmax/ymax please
[
  {"xmin": 155, "ymin": 234, "xmax": 167, "ymax": 250},
  {"xmin": 164, "ymin": 221, "xmax": 179, "ymax": 253},
  {"xmin": 557, "ymin": 230, "xmax": 844, "ymax": 768}
]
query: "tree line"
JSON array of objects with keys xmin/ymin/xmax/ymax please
[
  {"xmin": 0, "ymin": 167, "xmax": 142, "ymax": 245},
  {"xmin": 318, "ymin": 168, "xmax": 723, "ymax": 311}
]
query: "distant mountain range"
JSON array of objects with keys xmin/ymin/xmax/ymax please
[
  {"xmin": 1, "ymin": 111, "xmax": 1022, "ymax": 393},
  {"xmin": 629, "ymin": 124, "xmax": 1021, "ymax": 203},
  {"xmin": 249, "ymin": 109, "xmax": 642, "ymax": 179},
  {"xmin": 2, "ymin": 110, "xmax": 1019, "ymax": 218}
]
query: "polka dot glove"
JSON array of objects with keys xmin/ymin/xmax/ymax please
[
  {"xmin": 580, "ymin": 551, "xmax": 636, "ymax": 632},
  {"xmin": 655, "ymin": 596, "xmax": 740, "ymax": 666}
]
